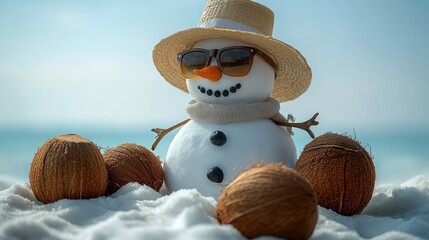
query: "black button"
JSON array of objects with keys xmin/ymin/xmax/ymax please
[
  {"xmin": 207, "ymin": 89, "xmax": 213, "ymax": 96},
  {"xmin": 210, "ymin": 130, "xmax": 227, "ymax": 146},
  {"xmin": 207, "ymin": 166, "xmax": 224, "ymax": 183},
  {"xmin": 200, "ymin": 87, "xmax": 206, "ymax": 93},
  {"xmin": 236, "ymin": 83, "xmax": 241, "ymax": 89},
  {"xmin": 222, "ymin": 90, "xmax": 229, "ymax": 97},
  {"xmin": 230, "ymin": 86, "xmax": 236, "ymax": 93}
]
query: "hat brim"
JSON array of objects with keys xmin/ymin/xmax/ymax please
[{"xmin": 153, "ymin": 27, "xmax": 312, "ymax": 102}]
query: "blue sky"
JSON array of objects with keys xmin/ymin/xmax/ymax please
[{"xmin": 1, "ymin": 0, "xmax": 428, "ymax": 134}]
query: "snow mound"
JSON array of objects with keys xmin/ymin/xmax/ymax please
[{"xmin": 1, "ymin": 176, "xmax": 429, "ymax": 240}]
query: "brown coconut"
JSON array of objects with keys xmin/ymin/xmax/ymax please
[
  {"xmin": 103, "ymin": 143, "xmax": 164, "ymax": 194},
  {"xmin": 295, "ymin": 132, "xmax": 376, "ymax": 216},
  {"xmin": 29, "ymin": 134, "xmax": 108, "ymax": 204},
  {"xmin": 217, "ymin": 164, "xmax": 318, "ymax": 240}
]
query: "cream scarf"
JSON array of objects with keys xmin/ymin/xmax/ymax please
[{"xmin": 186, "ymin": 98, "xmax": 293, "ymax": 133}]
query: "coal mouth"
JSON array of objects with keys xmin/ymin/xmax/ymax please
[{"xmin": 197, "ymin": 83, "xmax": 242, "ymax": 98}]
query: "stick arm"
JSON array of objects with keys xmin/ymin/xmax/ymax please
[
  {"xmin": 151, "ymin": 119, "xmax": 191, "ymax": 151},
  {"xmin": 273, "ymin": 113, "xmax": 319, "ymax": 138}
]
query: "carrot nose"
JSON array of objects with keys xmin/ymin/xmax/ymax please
[{"xmin": 193, "ymin": 65, "xmax": 222, "ymax": 81}]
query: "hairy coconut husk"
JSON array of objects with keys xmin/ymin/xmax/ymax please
[
  {"xmin": 103, "ymin": 143, "xmax": 164, "ymax": 194},
  {"xmin": 217, "ymin": 164, "xmax": 318, "ymax": 240},
  {"xmin": 295, "ymin": 132, "xmax": 376, "ymax": 216},
  {"xmin": 29, "ymin": 134, "xmax": 108, "ymax": 204}
]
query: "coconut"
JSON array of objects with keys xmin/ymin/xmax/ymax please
[
  {"xmin": 103, "ymin": 143, "xmax": 164, "ymax": 194},
  {"xmin": 217, "ymin": 164, "xmax": 318, "ymax": 240},
  {"xmin": 295, "ymin": 132, "xmax": 376, "ymax": 216},
  {"xmin": 29, "ymin": 134, "xmax": 108, "ymax": 204}
]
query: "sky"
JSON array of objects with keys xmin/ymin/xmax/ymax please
[{"xmin": 1, "ymin": 0, "xmax": 429, "ymax": 134}]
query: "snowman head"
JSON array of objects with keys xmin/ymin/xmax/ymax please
[{"xmin": 184, "ymin": 38, "xmax": 276, "ymax": 105}]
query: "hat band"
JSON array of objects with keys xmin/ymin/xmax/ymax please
[{"xmin": 198, "ymin": 18, "xmax": 263, "ymax": 35}]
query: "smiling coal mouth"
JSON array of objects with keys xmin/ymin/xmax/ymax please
[{"xmin": 197, "ymin": 83, "xmax": 242, "ymax": 98}]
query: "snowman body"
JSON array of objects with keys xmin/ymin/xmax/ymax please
[
  {"xmin": 164, "ymin": 119, "xmax": 296, "ymax": 199},
  {"xmin": 164, "ymin": 38, "xmax": 297, "ymax": 199}
]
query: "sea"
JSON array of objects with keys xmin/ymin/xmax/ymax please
[{"xmin": 0, "ymin": 126, "xmax": 428, "ymax": 185}]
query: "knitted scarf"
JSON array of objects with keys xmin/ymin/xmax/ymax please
[{"xmin": 186, "ymin": 98, "xmax": 293, "ymax": 133}]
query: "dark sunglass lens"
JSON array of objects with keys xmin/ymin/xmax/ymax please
[
  {"xmin": 181, "ymin": 51, "xmax": 208, "ymax": 77},
  {"xmin": 219, "ymin": 49, "xmax": 252, "ymax": 77}
]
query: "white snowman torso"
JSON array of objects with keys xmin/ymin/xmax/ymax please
[
  {"xmin": 163, "ymin": 38, "xmax": 297, "ymax": 199},
  {"xmin": 164, "ymin": 119, "xmax": 296, "ymax": 199}
]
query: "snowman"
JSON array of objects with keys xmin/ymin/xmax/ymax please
[{"xmin": 152, "ymin": 0, "xmax": 318, "ymax": 199}]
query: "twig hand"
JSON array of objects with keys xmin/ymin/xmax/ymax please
[
  {"xmin": 151, "ymin": 119, "xmax": 190, "ymax": 151},
  {"xmin": 274, "ymin": 113, "xmax": 319, "ymax": 138}
]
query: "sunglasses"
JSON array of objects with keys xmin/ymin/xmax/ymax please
[{"xmin": 177, "ymin": 46, "xmax": 277, "ymax": 79}]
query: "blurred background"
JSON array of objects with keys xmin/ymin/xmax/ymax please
[{"xmin": 1, "ymin": 0, "xmax": 428, "ymax": 184}]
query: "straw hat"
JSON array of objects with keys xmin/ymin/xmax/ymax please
[{"xmin": 153, "ymin": 0, "xmax": 312, "ymax": 102}]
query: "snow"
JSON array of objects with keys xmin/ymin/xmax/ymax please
[{"xmin": 1, "ymin": 176, "xmax": 429, "ymax": 240}]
